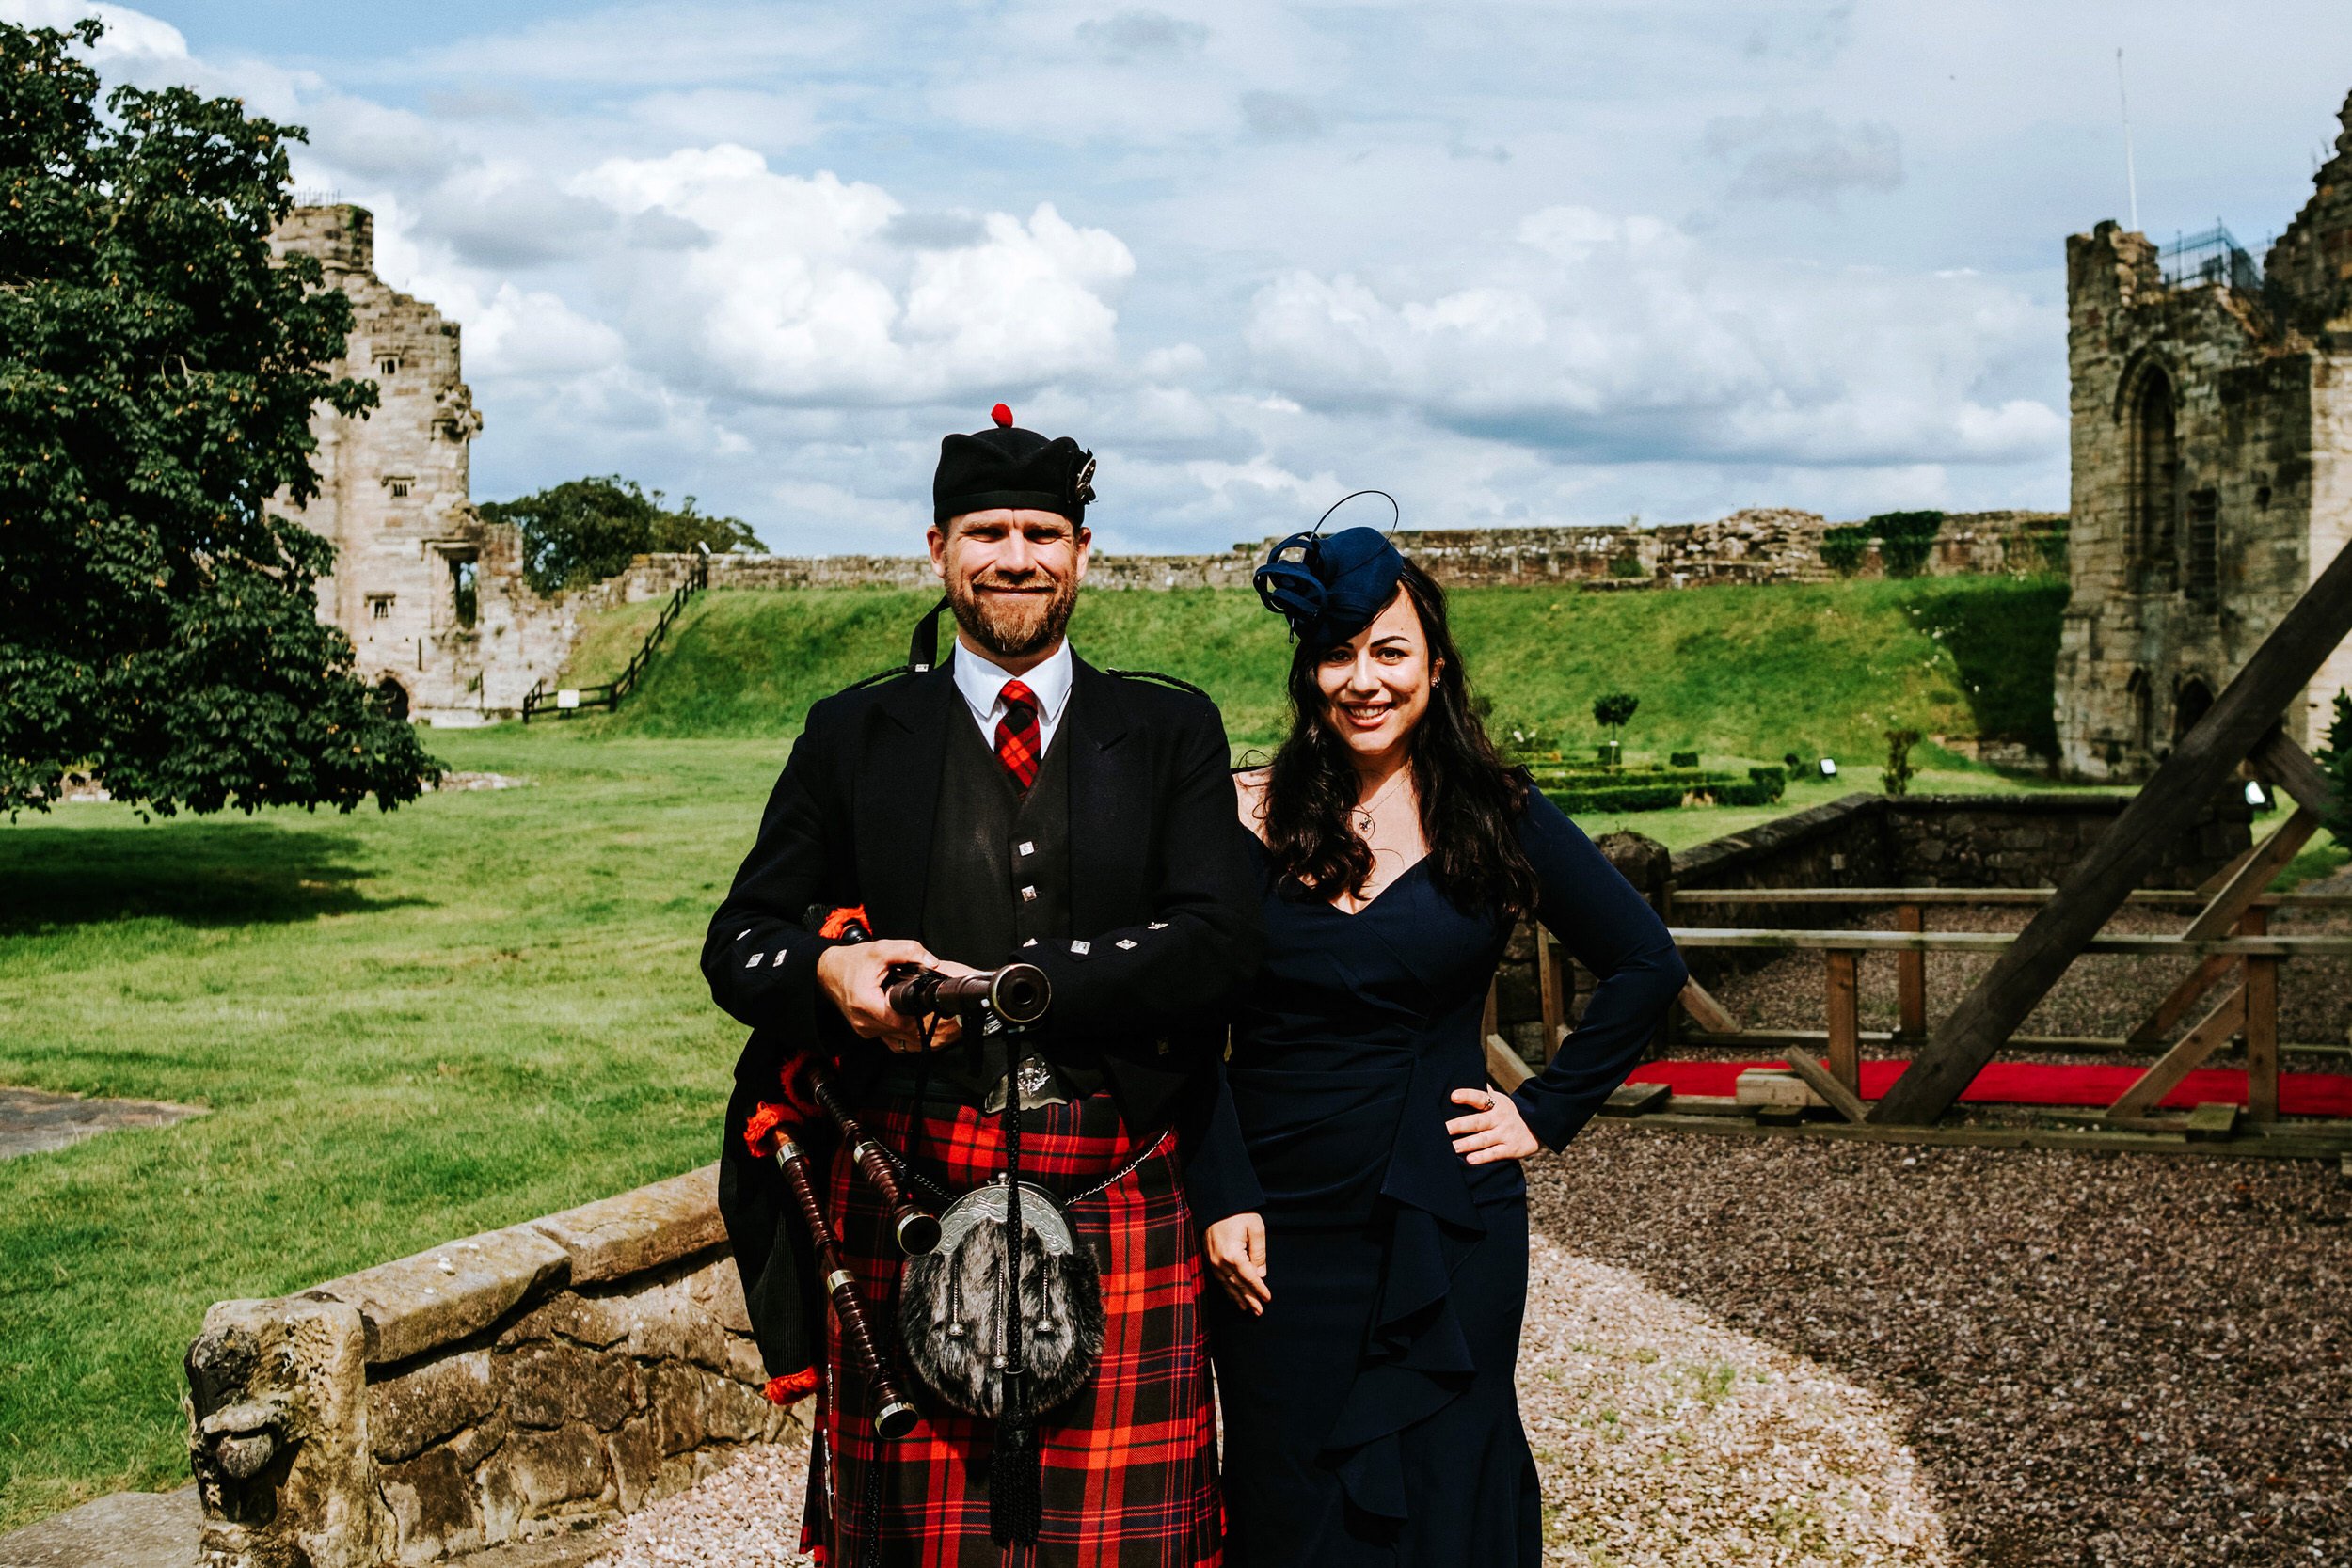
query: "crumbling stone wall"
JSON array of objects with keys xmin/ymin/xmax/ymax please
[
  {"xmin": 610, "ymin": 507, "xmax": 2064, "ymax": 606},
  {"xmin": 267, "ymin": 206, "xmax": 580, "ymax": 724},
  {"xmin": 184, "ymin": 1165, "xmax": 799, "ymax": 1568},
  {"xmin": 2055, "ymin": 90, "xmax": 2352, "ymax": 781}
]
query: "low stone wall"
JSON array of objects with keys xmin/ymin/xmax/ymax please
[
  {"xmin": 1670, "ymin": 791, "xmax": 2251, "ymax": 904},
  {"xmin": 183, "ymin": 1165, "xmax": 798, "ymax": 1568},
  {"xmin": 607, "ymin": 508, "xmax": 2068, "ymax": 603}
]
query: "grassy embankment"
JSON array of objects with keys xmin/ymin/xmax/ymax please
[{"xmin": 0, "ymin": 572, "xmax": 2304, "ymax": 1525}]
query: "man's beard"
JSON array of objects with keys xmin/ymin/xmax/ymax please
[{"xmin": 947, "ymin": 572, "xmax": 1079, "ymax": 662}]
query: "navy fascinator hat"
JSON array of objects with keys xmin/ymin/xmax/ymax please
[{"xmin": 1253, "ymin": 491, "xmax": 1407, "ymax": 650}]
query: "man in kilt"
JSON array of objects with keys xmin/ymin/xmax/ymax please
[{"xmin": 706, "ymin": 405, "xmax": 1262, "ymax": 1567}]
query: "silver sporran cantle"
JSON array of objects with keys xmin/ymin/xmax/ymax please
[{"xmin": 897, "ymin": 1178, "xmax": 1104, "ymax": 1418}]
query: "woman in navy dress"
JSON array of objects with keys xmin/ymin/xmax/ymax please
[{"xmin": 1186, "ymin": 519, "xmax": 1687, "ymax": 1567}]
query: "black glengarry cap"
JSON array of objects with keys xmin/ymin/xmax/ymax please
[{"xmin": 933, "ymin": 403, "xmax": 1096, "ymax": 526}]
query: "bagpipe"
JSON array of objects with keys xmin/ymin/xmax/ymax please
[{"xmin": 728, "ymin": 902, "xmax": 1092, "ymax": 1547}]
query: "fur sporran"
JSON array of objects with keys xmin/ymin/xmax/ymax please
[{"xmin": 898, "ymin": 1179, "xmax": 1104, "ymax": 1418}]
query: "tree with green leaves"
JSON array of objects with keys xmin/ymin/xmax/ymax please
[
  {"xmin": 1, "ymin": 18, "xmax": 435, "ymax": 816},
  {"xmin": 480, "ymin": 476, "xmax": 762, "ymax": 594},
  {"xmin": 1883, "ymin": 726, "xmax": 1922, "ymax": 797},
  {"xmin": 1592, "ymin": 690, "xmax": 1638, "ymax": 767}
]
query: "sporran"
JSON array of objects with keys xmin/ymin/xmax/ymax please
[{"xmin": 897, "ymin": 1177, "xmax": 1104, "ymax": 1418}]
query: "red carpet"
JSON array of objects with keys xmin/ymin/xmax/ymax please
[{"xmin": 1627, "ymin": 1059, "xmax": 2352, "ymax": 1117}]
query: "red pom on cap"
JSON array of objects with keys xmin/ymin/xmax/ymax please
[{"xmin": 990, "ymin": 403, "xmax": 1014, "ymax": 428}]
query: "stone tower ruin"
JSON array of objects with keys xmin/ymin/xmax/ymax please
[
  {"xmin": 2054, "ymin": 92, "xmax": 2352, "ymax": 780},
  {"xmin": 267, "ymin": 205, "xmax": 573, "ymax": 724}
]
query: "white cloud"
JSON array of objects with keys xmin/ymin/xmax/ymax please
[
  {"xmin": 1704, "ymin": 108, "xmax": 1902, "ymax": 206},
  {"xmin": 574, "ymin": 145, "xmax": 1134, "ymax": 406},
  {"xmin": 1, "ymin": 0, "xmax": 183, "ymax": 63},
  {"xmin": 1247, "ymin": 203, "xmax": 2062, "ymax": 469}
]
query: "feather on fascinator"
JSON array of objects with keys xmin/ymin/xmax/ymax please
[{"xmin": 1252, "ymin": 491, "xmax": 1407, "ymax": 650}]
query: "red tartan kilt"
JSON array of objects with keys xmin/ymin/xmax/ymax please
[{"xmin": 814, "ymin": 1090, "xmax": 1221, "ymax": 1568}]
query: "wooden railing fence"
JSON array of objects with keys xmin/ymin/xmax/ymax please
[{"xmin": 522, "ymin": 554, "xmax": 708, "ymax": 722}]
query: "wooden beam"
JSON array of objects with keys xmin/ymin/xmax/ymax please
[
  {"xmin": 2184, "ymin": 809, "xmax": 2320, "ymax": 940},
  {"xmin": 1619, "ymin": 1113, "xmax": 2352, "ymax": 1161},
  {"xmin": 1783, "ymin": 1045, "xmax": 1869, "ymax": 1124},
  {"xmin": 1824, "ymin": 951, "xmax": 1860, "ymax": 1092},
  {"xmin": 1869, "ymin": 540, "xmax": 2352, "ymax": 1124},
  {"xmin": 1669, "ymin": 886, "xmax": 2352, "ymax": 907},
  {"xmin": 2251, "ymin": 727, "xmax": 2338, "ymax": 818},
  {"xmin": 1895, "ymin": 903, "xmax": 1927, "ymax": 1040},
  {"xmin": 1677, "ymin": 976, "xmax": 1743, "ymax": 1035},
  {"xmin": 1671, "ymin": 928, "xmax": 2352, "ymax": 957},
  {"xmin": 2246, "ymin": 956, "xmax": 2280, "ymax": 1124},
  {"xmin": 1484, "ymin": 1032, "xmax": 1534, "ymax": 1093},
  {"xmin": 2126, "ymin": 953, "xmax": 2238, "ymax": 1046},
  {"xmin": 1601, "ymin": 1081, "xmax": 1671, "ymax": 1117},
  {"xmin": 2122, "ymin": 807, "xmax": 2315, "ymax": 1044},
  {"xmin": 2107, "ymin": 984, "xmax": 2246, "ymax": 1118},
  {"xmin": 1536, "ymin": 925, "xmax": 1569, "ymax": 1062}
]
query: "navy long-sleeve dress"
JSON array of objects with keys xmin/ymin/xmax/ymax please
[{"xmin": 1188, "ymin": 789, "xmax": 1687, "ymax": 1567}]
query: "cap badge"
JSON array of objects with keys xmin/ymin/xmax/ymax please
[{"xmin": 1073, "ymin": 453, "xmax": 1097, "ymax": 506}]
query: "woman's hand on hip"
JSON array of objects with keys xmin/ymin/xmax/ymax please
[
  {"xmin": 1447, "ymin": 1086, "xmax": 1539, "ymax": 1164},
  {"xmin": 1204, "ymin": 1212, "xmax": 1271, "ymax": 1315}
]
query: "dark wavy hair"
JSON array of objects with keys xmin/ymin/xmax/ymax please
[{"xmin": 1262, "ymin": 559, "xmax": 1539, "ymax": 914}]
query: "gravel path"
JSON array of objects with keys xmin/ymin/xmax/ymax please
[
  {"xmin": 585, "ymin": 1234, "xmax": 1960, "ymax": 1567},
  {"xmin": 1537, "ymin": 1123, "xmax": 2352, "ymax": 1566},
  {"xmin": 583, "ymin": 1126, "xmax": 2351, "ymax": 1567}
]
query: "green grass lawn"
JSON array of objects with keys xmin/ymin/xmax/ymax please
[
  {"xmin": 0, "ymin": 573, "xmax": 2081, "ymax": 1524},
  {"xmin": 0, "ymin": 730, "xmax": 784, "ymax": 1528},
  {"xmin": 563, "ymin": 575, "xmax": 2070, "ymax": 765}
]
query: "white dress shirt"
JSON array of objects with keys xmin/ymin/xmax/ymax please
[{"xmin": 950, "ymin": 638, "xmax": 1074, "ymax": 758}]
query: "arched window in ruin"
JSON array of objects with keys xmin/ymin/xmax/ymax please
[
  {"xmin": 375, "ymin": 675, "xmax": 411, "ymax": 721},
  {"xmin": 2173, "ymin": 676, "xmax": 2215, "ymax": 742},
  {"xmin": 2128, "ymin": 368, "xmax": 2180, "ymax": 584},
  {"xmin": 2125, "ymin": 668, "xmax": 2153, "ymax": 754}
]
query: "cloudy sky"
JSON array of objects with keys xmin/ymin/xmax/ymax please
[{"xmin": 12, "ymin": 1, "xmax": 2352, "ymax": 553}]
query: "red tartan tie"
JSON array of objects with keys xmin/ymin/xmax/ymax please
[{"xmin": 994, "ymin": 679, "xmax": 1041, "ymax": 790}]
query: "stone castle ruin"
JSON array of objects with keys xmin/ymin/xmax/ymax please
[
  {"xmin": 267, "ymin": 206, "xmax": 578, "ymax": 724},
  {"xmin": 2055, "ymin": 91, "xmax": 2352, "ymax": 780}
]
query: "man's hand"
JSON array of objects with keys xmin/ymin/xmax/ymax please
[
  {"xmin": 817, "ymin": 941, "xmax": 964, "ymax": 1053},
  {"xmin": 1203, "ymin": 1212, "xmax": 1270, "ymax": 1316}
]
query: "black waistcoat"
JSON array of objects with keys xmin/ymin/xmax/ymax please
[
  {"xmin": 907, "ymin": 703, "xmax": 1095, "ymax": 1101},
  {"xmin": 922, "ymin": 703, "xmax": 1073, "ymax": 966}
]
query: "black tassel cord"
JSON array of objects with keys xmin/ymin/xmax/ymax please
[{"xmin": 989, "ymin": 1038, "xmax": 1043, "ymax": 1546}]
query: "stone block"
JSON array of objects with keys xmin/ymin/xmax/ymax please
[
  {"xmin": 497, "ymin": 1291, "xmax": 634, "ymax": 1352},
  {"xmin": 310, "ymin": 1226, "xmax": 569, "ymax": 1367},
  {"xmin": 608, "ymin": 1417, "xmax": 663, "ymax": 1515},
  {"xmin": 505, "ymin": 1342, "xmax": 637, "ymax": 1433},
  {"xmin": 625, "ymin": 1278, "xmax": 728, "ymax": 1372},
  {"xmin": 704, "ymin": 1374, "xmax": 784, "ymax": 1445},
  {"xmin": 723, "ymin": 1333, "xmax": 770, "ymax": 1389},
  {"xmin": 481, "ymin": 1423, "xmax": 612, "ymax": 1522},
  {"xmin": 372, "ymin": 1349, "xmax": 500, "ymax": 1464},
  {"xmin": 528, "ymin": 1165, "xmax": 723, "ymax": 1285},
  {"xmin": 187, "ymin": 1295, "xmax": 390, "ymax": 1568},
  {"xmin": 378, "ymin": 1447, "xmax": 482, "ymax": 1564},
  {"xmin": 646, "ymin": 1363, "xmax": 721, "ymax": 1456},
  {"xmin": 683, "ymin": 1258, "xmax": 754, "ymax": 1336}
]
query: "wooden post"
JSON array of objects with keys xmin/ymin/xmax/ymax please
[
  {"xmin": 2122, "ymin": 810, "xmax": 2312, "ymax": 1043},
  {"xmin": 1869, "ymin": 535, "xmax": 2352, "ymax": 1127},
  {"xmin": 1825, "ymin": 950, "xmax": 1860, "ymax": 1094},
  {"xmin": 1536, "ymin": 925, "xmax": 1569, "ymax": 1062},
  {"xmin": 2246, "ymin": 954, "xmax": 2280, "ymax": 1123},
  {"xmin": 1895, "ymin": 903, "xmax": 1926, "ymax": 1040}
]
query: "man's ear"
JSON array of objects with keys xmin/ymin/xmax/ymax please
[
  {"xmin": 927, "ymin": 523, "xmax": 949, "ymax": 580},
  {"xmin": 1072, "ymin": 523, "xmax": 1091, "ymax": 582}
]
